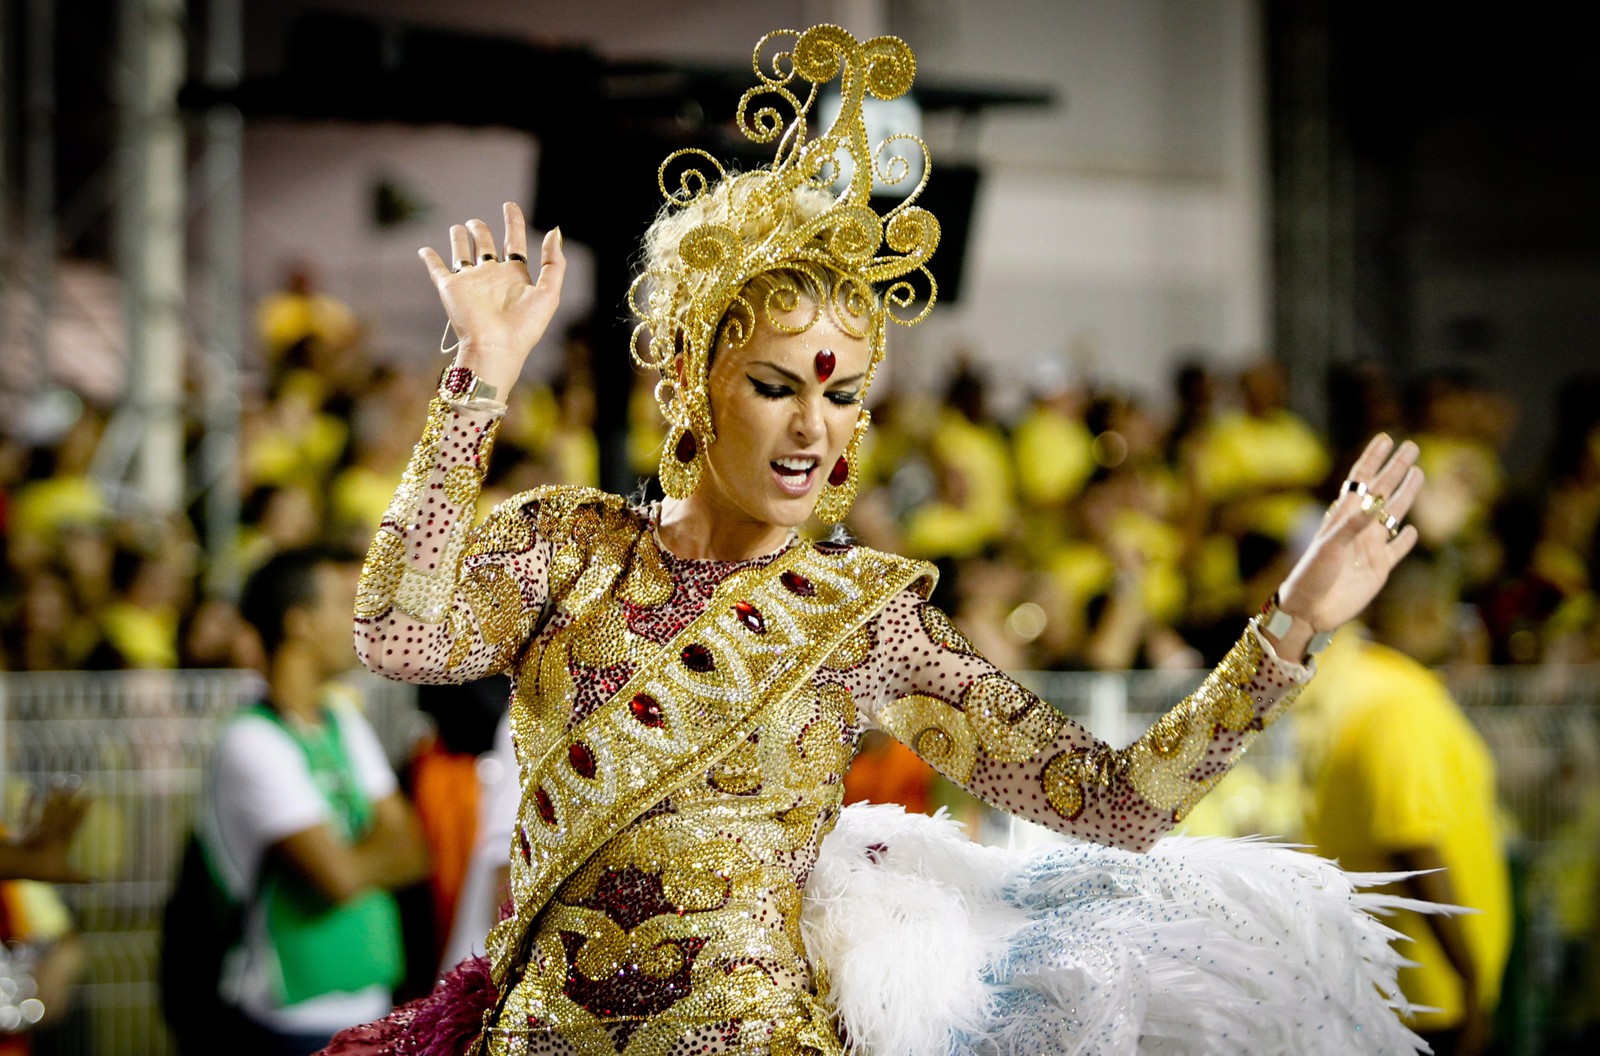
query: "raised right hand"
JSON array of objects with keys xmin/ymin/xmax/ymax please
[{"xmin": 419, "ymin": 201, "xmax": 566, "ymax": 397}]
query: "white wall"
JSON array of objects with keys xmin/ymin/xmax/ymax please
[
  {"xmin": 244, "ymin": 0, "xmax": 1268, "ymax": 411},
  {"xmin": 242, "ymin": 122, "xmax": 595, "ymax": 377},
  {"xmin": 889, "ymin": 0, "xmax": 1269, "ymax": 411}
]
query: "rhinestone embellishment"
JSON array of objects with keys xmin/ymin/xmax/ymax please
[
  {"xmin": 568, "ymin": 740, "xmax": 597, "ymax": 779},
  {"xmin": 681, "ymin": 643, "xmax": 715, "ymax": 672},
  {"xmin": 733, "ymin": 600, "xmax": 767, "ymax": 634},
  {"xmin": 780, "ymin": 570, "xmax": 815, "ymax": 596},
  {"xmin": 629, "ymin": 692, "xmax": 665, "ymax": 728},
  {"xmin": 535, "ymin": 787, "xmax": 556, "ymax": 826}
]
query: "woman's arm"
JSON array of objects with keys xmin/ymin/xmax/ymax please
[
  {"xmin": 853, "ymin": 594, "xmax": 1305, "ymax": 850},
  {"xmin": 353, "ymin": 394, "xmax": 553, "ymax": 684},
  {"xmin": 852, "ymin": 434, "xmax": 1425, "ymax": 850},
  {"xmin": 353, "ymin": 204, "xmax": 567, "ymax": 684}
]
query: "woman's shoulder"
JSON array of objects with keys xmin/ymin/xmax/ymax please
[
  {"xmin": 805, "ymin": 539, "xmax": 940, "ymax": 602},
  {"xmin": 490, "ymin": 484, "xmax": 644, "ymax": 532},
  {"xmin": 479, "ymin": 486, "xmax": 652, "ymax": 575}
]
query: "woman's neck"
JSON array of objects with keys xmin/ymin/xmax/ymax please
[{"xmin": 654, "ymin": 495, "xmax": 794, "ymax": 562}]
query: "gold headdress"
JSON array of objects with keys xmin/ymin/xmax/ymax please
[{"xmin": 629, "ymin": 24, "xmax": 941, "ymax": 522}]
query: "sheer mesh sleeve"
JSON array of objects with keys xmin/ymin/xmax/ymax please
[
  {"xmin": 354, "ymin": 396, "xmax": 551, "ymax": 684},
  {"xmin": 852, "ymin": 592, "xmax": 1312, "ymax": 850}
]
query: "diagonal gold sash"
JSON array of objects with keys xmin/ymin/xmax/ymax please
[{"xmin": 484, "ymin": 540, "xmax": 934, "ymax": 994}]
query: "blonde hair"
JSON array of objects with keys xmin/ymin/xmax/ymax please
[{"xmin": 637, "ymin": 173, "xmax": 879, "ymax": 357}]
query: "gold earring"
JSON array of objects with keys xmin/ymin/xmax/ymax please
[
  {"xmin": 659, "ymin": 425, "xmax": 705, "ymax": 498},
  {"xmin": 813, "ymin": 413, "xmax": 870, "ymax": 524}
]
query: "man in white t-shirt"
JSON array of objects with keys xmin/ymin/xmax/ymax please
[{"xmin": 199, "ymin": 548, "xmax": 430, "ymax": 1056}]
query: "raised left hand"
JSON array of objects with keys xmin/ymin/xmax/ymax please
[
  {"xmin": 1274, "ymin": 434, "xmax": 1423, "ymax": 645},
  {"xmin": 4, "ymin": 781, "xmax": 91, "ymax": 882}
]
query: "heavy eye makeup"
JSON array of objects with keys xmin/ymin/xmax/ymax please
[{"xmin": 747, "ymin": 375, "xmax": 861, "ymax": 406}]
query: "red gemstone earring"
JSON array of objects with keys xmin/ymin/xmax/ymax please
[
  {"xmin": 815, "ymin": 411, "xmax": 870, "ymax": 524},
  {"xmin": 660, "ymin": 424, "xmax": 705, "ymax": 497}
]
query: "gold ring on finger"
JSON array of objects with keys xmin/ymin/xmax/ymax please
[
  {"xmin": 1359, "ymin": 492, "xmax": 1389, "ymax": 517},
  {"xmin": 1381, "ymin": 512, "xmax": 1401, "ymax": 540}
]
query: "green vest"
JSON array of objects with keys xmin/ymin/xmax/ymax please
[{"xmin": 247, "ymin": 702, "xmax": 404, "ymax": 1006}]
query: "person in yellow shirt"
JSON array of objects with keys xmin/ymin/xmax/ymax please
[
  {"xmin": 1295, "ymin": 556, "xmax": 1512, "ymax": 1055},
  {"xmin": 1193, "ymin": 359, "xmax": 1330, "ymax": 539},
  {"xmin": 1012, "ymin": 364, "xmax": 1094, "ymax": 512},
  {"xmin": 900, "ymin": 366, "xmax": 1016, "ymax": 560}
]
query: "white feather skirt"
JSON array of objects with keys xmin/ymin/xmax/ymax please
[{"xmin": 801, "ymin": 803, "xmax": 1439, "ymax": 1056}]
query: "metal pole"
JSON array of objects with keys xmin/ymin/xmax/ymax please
[
  {"xmin": 200, "ymin": 0, "xmax": 242, "ymax": 597},
  {"xmin": 0, "ymin": 0, "xmax": 11, "ymax": 366},
  {"xmin": 118, "ymin": 0, "xmax": 187, "ymax": 517},
  {"xmin": 23, "ymin": 0, "xmax": 56, "ymax": 386}
]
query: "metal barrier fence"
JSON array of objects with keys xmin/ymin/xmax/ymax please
[
  {"xmin": 0, "ymin": 670, "xmax": 426, "ymax": 1056},
  {"xmin": 2, "ymin": 665, "xmax": 1596, "ymax": 1055}
]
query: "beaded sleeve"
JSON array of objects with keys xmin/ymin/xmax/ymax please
[
  {"xmin": 853, "ymin": 593, "xmax": 1312, "ymax": 851},
  {"xmin": 353, "ymin": 396, "xmax": 550, "ymax": 684}
]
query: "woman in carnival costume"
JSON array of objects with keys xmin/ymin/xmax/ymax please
[{"xmin": 329, "ymin": 25, "xmax": 1433, "ymax": 1056}]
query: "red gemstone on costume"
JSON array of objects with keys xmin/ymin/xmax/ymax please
[
  {"xmin": 535, "ymin": 787, "xmax": 557, "ymax": 826},
  {"xmin": 681, "ymin": 643, "xmax": 715, "ymax": 672},
  {"xmin": 674, "ymin": 430, "xmax": 697, "ymax": 462},
  {"xmin": 733, "ymin": 600, "xmax": 766, "ymax": 633},
  {"xmin": 780, "ymin": 570, "xmax": 815, "ymax": 596},
  {"xmin": 828, "ymin": 456, "xmax": 850, "ymax": 487},
  {"xmin": 814, "ymin": 348, "xmax": 836, "ymax": 381},
  {"xmin": 518, "ymin": 826, "xmax": 532, "ymax": 862},
  {"xmin": 568, "ymin": 741, "xmax": 597, "ymax": 779},
  {"xmin": 629, "ymin": 692, "xmax": 665, "ymax": 728}
]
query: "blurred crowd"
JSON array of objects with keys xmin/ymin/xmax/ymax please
[
  {"xmin": 3, "ymin": 273, "xmax": 1600, "ymax": 1055},
  {"xmin": 4, "ymin": 271, "xmax": 1600, "ymax": 679}
]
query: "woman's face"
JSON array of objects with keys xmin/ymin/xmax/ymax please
[{"xmin": 696, "ymin": 297, "xmax": 872, "ymax": 530}]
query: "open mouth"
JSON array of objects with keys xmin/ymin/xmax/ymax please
[{"xmin": 770, "ymin": 456, "xmax": 819, "ymax": 496}]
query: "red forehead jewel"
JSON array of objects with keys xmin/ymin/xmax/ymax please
[{"xmin": 814, "ymin": 349, "xmax": 836, "ymax": 382}]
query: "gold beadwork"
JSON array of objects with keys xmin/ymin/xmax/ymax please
[
  {"xmin": 917, "ymin": 601, "xmax": 977, "ymax": 655},
  {"xmin": 1036, "ymin": 629, "xmax": 1300, "ymax": 825},
  {"xmin": 619, "ymin": 533, "xmax": 674, "ymax": 608},
  {"xmin": 354, "ymin": 529, "xmax": 404, "ymax": 618},
  {"xmin": 1125, "ymin": 631, "xmax": 1269, "ymax": 818},
  {"xmin": 1036, "ymin": 745, "xmax": 1100, "ymax": 819},
  {"xmin": 876, "ymin": 693, "xmax": 979, "ymax": 782},
  {"xmin": 962, "ymin": 674, "xmax": 1063, "ymax": 763},
  {"xmin": 487, "ymin": 517, "xmax": 937, "ymax": 1052},
  {"xmin": 822, "ymin": 620, "xmax": 872, "ymax": 670},
  {"xmin": 357, "ymin": 397, "xmax": 505, "ymax": 626},
  {"xmin": 460, "ymin": 562, "xmax": 534, "ymax": 672},
  {"xmin": 444, "ymin": 463, "xmax": 482, "ymax": 507}
]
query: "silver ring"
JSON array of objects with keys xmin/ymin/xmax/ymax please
[
  {"xmin": 1381, "ymin": 513, "xmax": 1401, "ymax": 540},
  {"xmin": 507, "ymin": 252, "xmax": 528, "ymax": 263},
  {"xmin": 479, "ymin": 252, "xmax": 498, "ymax": 263},
  {"xmin": 1342, "ymin": 479, "xmax": 1369, "ymax": 497},
  {"xmin": 453, "ymin": 260, "xmax": 472, "ymax": 272}
]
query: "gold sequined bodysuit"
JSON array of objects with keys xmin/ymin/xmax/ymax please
[{"xmin": 354, "ymin": 396, "xmax": 1313, "ymax": 1056}]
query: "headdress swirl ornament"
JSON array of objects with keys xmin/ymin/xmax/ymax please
[{"xmin": 629, "ymin": 24, "xmax": 940, "ymax": 521}]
